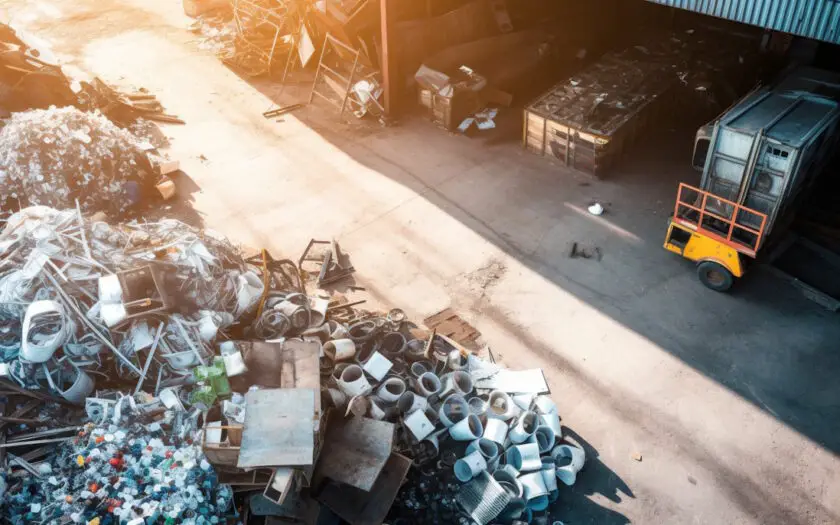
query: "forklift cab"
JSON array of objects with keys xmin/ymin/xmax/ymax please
[{"xmin": 665, "ymin": 67, "xmax": 840, "ymax": 292}]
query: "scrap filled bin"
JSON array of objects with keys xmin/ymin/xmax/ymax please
[
  {"xmin": 524, "ymin": 28, "xmax": 763, "ymax": 177},
  {"xmin": 0, "ymin": 206, "xmax": 589, "ymax": 524}
]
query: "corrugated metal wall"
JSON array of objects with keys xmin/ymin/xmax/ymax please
[{"xmin": 645, "ymin": 0, "xmax": 840, "ymax": 44}]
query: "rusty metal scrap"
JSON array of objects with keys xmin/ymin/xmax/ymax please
[{"xmin": 528, "ymin": 29, "xmax": 762, "ymax": 137}]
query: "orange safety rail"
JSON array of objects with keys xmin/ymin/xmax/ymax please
[{"xmin": 672, "ymin": 183, "xmax": 768, "ymax": 257}]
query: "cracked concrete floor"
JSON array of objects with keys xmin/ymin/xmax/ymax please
[{"xmin": 3, "ymin": 0, "xmax": 840, "ymax": 523}]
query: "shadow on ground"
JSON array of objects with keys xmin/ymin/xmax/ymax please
[
  {"xmin": 557, "ymin": 427, "xmax": 634, "ymax": 524},
  {"xmin": 225, "ymin": 52, "xmax": 840, "ymax": 523}
]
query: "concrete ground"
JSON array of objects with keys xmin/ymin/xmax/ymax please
[{"xmin": 4, "ymin": 1, "xmax": 840, "ymax": 523}]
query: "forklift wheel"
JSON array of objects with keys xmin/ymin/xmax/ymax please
[{"xmin": 697, "ymin": 261, "xmax": 734, "ymax": 292}]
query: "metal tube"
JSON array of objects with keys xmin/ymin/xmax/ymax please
[
  {"xmin": 508, "ymin": 411, "xmax": 539, "ymax": 444},
  {"xmin": 43, "ymin": 271, "xmax": 142, "ymax": 375},
  {"xmin": 337, "ymin": 365, "xmax": 372, "ymax": 397},
  {"xmin": 135, "ymin": 322, "xmax": 163, "ymax": 394},
  {"xmin": 505, "ymin": 443, "xmax": 542, "ymax": 472},
  {"xmin": 439, "ymin": 395, "xmax": 469, "ymax": 427},
  {"xmin": 376, "ymin": 377, "xmax": 406, "ymax": 403},
  {"xmin": 483, "ymin": 418, "xmax": 508, "ymax": 445},
  {"xmin": 454, "ymin": 450, "xmax": 487, "ymax": 482},
  {"xmin": 518, "ymin": 471, "xmax": 548, "ymax": 500},
  {"xmin": 449, "ymin": 414, "xmax": 483, "ymax": 441}
]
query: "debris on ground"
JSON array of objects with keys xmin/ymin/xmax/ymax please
[
  {"xmin": 569, "ymin": 242, "xmax": 602, "ymax": 261},
  {"xmin": 192, "ymin": 0, "xmax": 386, "ymax": 122},
  {"xmin": 524, "ymin": 28, "xmax": 765, "ymax": 176},
  {"xmin": 1, "ymin": 22, "xmax": 184, "ymax": 215},
  {"xmin": 587, "ymin": 203, "xmax": 605, "ymax": 216},
  {"xmin": 0, "ymin": 205, "xmax": 586, "ymax": 524},
  {"xmin": 0, "ymin": 107, "xmax": 157, "ymax": 214},
  {"xmin": 1, "ymin": 22, "xmax": 182, "ymax": 125}
]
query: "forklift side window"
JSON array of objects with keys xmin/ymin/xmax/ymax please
[
  {"xmin": 692, "ymin": 138, "xmax": 710, "ymax": 171},
  {"xmin": 751, "ymin": 170, "xmax": 783, "ymax": 197}
]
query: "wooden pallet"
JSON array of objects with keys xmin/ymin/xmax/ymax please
[{"xmin": 423, "ymin": 308, "xmax": 481, "ymax": 346}]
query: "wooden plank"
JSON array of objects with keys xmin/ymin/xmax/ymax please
[{"xmin": 423, "ymin": 308, "xmax": 480, "ymax": 343}]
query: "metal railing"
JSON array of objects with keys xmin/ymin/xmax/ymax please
[{"xmin": 673, "ymin": 183, "xmax": 768, "ymax": 257}]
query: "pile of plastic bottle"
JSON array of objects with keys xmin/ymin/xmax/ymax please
[{"xmin": 2, "ymin": 411, "xmax": 234, "ymax": 524}]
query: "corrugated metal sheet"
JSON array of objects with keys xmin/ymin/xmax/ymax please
[{"xmin": 645, "ymin": 0, "xmax": 840, "ymax": 44}]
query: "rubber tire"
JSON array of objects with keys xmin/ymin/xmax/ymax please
[{"xmin": 696, "ymin": 261, "xmax": 734, "ymax": 292}]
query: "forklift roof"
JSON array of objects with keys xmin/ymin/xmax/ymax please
[{"xmin": 724, "ymin": 67, "xmax": 840, "ymax": 148}]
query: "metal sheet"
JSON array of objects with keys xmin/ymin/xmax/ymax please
[
  {"xmin": 229, "ymin": 341, "xmax": 285, "ymax": 389},
  {"xmin": 281, "ymin": 340, "xmax": 322, "ymax": 430},
  {"xmin": 237, "ymin": 389, "xmax": 315, "ymax": 469},
  {"xmin": 317, "ymin": 453, "xmax": 412, "ymax": 525},
  {"xmin": 645, "ymin": 0, "xmax": 840, "ymax": 44},
  {"xmin": 469, "ymin": 356, "xmax": 549, "ymax": 394},
  {"xmin": 315, "ymin": 411, "xmax": 395, "ymax": 491},
  {"xmin": 456, "ymin": 471, "xmax": 512, "ymax": 525}
]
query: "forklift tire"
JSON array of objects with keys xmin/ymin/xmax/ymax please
[{"xmin": 697, "ymin": 261, "xmax": 734, "ymax": 292}]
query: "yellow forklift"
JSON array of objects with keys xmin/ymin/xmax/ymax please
[{"xmin": 664, "ymin": 67, "xmax": 840, "ymax": 292}]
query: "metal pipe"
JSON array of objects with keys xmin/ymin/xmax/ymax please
[
  {"xmin": 539, "ymin": 413, "xmax": 562, "ymax": 439},
  {"xmin": 449, "ymin": 414, "xmax": 483, "ymax": 441},
  {"xmin": 397, "ymin": 391, "xmax": 428, "ymax": 414},
  {"xmin": 518, "ymin": 471, "xmax": 549, "ymax": 500},
  {"xmin": 493, "ymin": 465, "xmax": 523, "ymax": 498},
  {"xmin": 486, "ymin": 391, "xmax": 519, "ymax": 420},
  {"xmin": 413, "ymin": 372, "xmax": 442, "ymax": 397},
  {"xmin": 508, "ymin": 411, "xmax": 539, "ymax": 444},
  {"xmin": 532, "ymin": 395, "xmax": 557, "ymax": 415},
  {"xmin": 376, "ymin": 377, "xmax": 406, "ymax": 403},
  {"xmin": 323, "ymin": 339, "xmax": 356, "ymax": 362},
  {"xmin": 410, "ymin": 360, "xmax": 434, "ymax": 378},
  {"xmin": 468, "ymin": 396, "xmax": 487, "ymax": 416},
  {"xmin": 454, "ymin": 450, "xmax": 487, "ymax": 481},
  {"xmin": 438, "ymin": 395, "xmax": 469, "ymax": 427},
  {"xmin": 337, "ymin": 365, "xmax": 372, "ymax": 397},
  {"xmin": 505, "ymin": 443, "xmax": 542, "ymax": 472},
  {"xmin": 551, "ymin": 444, "xmax": 586, "ymax": 486},
  {"xmin": 483, "ymin": 418, "xmax": 508, "ymax": 445},
  {"xmin": 534, "ymin": 425, "xmax": 556, "ymax": 453},
  {"xmin": 439, "ymin": 371, "xmax": 473, "ymax": 398}
]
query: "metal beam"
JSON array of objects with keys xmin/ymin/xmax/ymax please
[{"xmin": 380, "ymin": 0, "xmax": 396, "ymax": 115}]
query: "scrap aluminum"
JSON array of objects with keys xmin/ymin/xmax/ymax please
[
  {"xmin": 0, "ymin": 107, "xmax": 157, "ymax": 214},
  {"xmin": 0, "ymin": 206, "xmax": 253, "ymax": 401}
]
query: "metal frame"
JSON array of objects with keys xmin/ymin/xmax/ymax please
[
  {"xmin": 232, "ymin": 0, "xmax": 290, "ymax": 76},
  {"xmin": 673, "ymin": 183, "xmax": 768, "ymax": 257},
  {"xmin": 309, "ymin": 33, "xmax": 362, "ymax": 118}
]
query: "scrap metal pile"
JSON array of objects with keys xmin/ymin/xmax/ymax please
[
  {"xmin": 190, "ymin": 0, "xmax": 384, "ymax": 120},
  {"xmin": 523, "ymin": 27, "xmax": 767, "ymax": 177},
  {"xmin": 1, "ymin": 22, "xmax": 183, "ymax": 214},
  {"xmin": 0, "ymin": 206, "xmax": 583, "ymax": 524},
  {"xmin": 528, "ymin": 28, "xmax": 763, "ymax": 138},
  {"xmin": 0, "ymin": 107, "xmax": 157, "ymax": 215}
]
